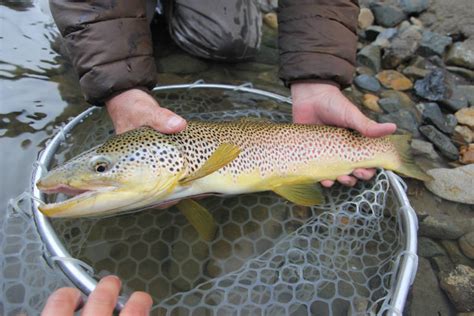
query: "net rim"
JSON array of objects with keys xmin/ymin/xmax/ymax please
[{"xmin": 29, "ymin": 82, "xmax": 418, "ymax": 314}]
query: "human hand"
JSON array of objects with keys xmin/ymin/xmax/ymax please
[
  {"xmin": 41, "ymin": 275, "xmax": 153, "ymax": 316},
  {"xmin": 291, "ymin": 82, "xmax": 397, "ymax": 187},
  {"xmin": 106, "ymin": 89, "xmax": 187, "ymax": 134}
]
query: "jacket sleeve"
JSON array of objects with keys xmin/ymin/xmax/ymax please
[
  {"xmin": 49, "ymin": 0, "xmax": 157, "ymax": 105},
  {"xmin": 278, "ymin": 0, "xmax": 359, "ymax": 88}
]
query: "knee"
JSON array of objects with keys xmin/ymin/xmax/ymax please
[{"xmin": 168, "ymin": 1, "xmax": 262, "ymax": 61}]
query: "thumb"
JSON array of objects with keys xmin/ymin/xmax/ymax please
[
  {"xmin": 149, "ymin": 107, "xmax": 187, "ymax": 134},
  {"xmin": 346, "ymin": 108, "xmax": 396, "ymax": 138}
]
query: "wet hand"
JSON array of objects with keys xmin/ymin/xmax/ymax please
[
  {"xmin": 291, "ymin": 82, "xmax": 397, "ymax": 188},
  {"xmin": 41, "ymin": 275, "xmax": 153, "ymax": 316},
  {"xmin": 106, "ymin": 89, "xmax": 187, "ymax": 134}
]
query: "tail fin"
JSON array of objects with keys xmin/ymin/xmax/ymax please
[{"xmin": 388, "ymin": 135, "xmax": 433, "ymax": 181}]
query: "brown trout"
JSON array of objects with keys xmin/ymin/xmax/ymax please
[{"xmin": 37, "ymin": 120, "xmax": 429, "ymax": 239}]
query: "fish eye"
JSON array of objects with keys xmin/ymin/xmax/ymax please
[
  {"xmin": 90, "ymin": 156, "xmax": 111, "ymax": 173},
  {"xmin": 95, "ymin": 162, "xmax": 108, "ymax": 173}
]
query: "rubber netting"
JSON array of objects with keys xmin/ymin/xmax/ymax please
[{"xmin": 2, "ymin": 87, "xmax": 407, "ymax": 315}]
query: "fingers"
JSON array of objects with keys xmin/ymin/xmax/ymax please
[
  {"xmin": 120, "ymin": 291, "xmax": 153, "ymax": 316},
  {"xmin": 42, "ymin": 287, "xmax": 82, "ymax": 316},
  {"xmin": 320, "ymin": 168, "xmax": 377, "ymax": 187},
  {"xmin": 344, "ymin": 105, "xmax": 396, "ymax": 138},
  {"xmin": 352, "ymin": 168, "xmax": 376, "ymax": 180},
  {"xmin": 149, "ymin": 107, "xmax": 187, "ymax": 134},
  {"xmin": 320, "ymin": 179, "xmax": 335, "ymax": 188},
  {"xmin": 106, "ymin": 88, "xmax": 187, "ymax": 135},
  {"xmin": 81, "ymin": 275, "xmax": 121, "ymax": 316},
  {"xmin": 336, "ymin": 175, "xmax": 357, "ymax": 187}
]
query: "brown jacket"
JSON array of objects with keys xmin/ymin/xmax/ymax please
[{"xmin": 50, "ymin": 0, "xmax": 359, "ymax": 104}]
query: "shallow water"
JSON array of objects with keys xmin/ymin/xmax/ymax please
[{"xmin": 1, "ymin": 1, "xmax": 472, "ymax": 315}]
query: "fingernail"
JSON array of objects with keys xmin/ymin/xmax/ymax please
[
  {"xmin": 107, "ymin": 275, "xmax": 122, "ymax": 287},
  {"xmin": 167, "ymin": 117, "xmax": 185, "ymax": 130}
]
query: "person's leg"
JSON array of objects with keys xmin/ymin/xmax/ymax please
[{"xmin": 166, "ymin": 0, "xmax": 262, "ymax": 61}]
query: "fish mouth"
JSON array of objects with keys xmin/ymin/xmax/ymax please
[
  {"xmin": 37, "ymin": 182, "xmax": 117, "ymax": 217},
  {"xmin": 38, "ymin": 184, "xmax": 92, "ymax": 196}
]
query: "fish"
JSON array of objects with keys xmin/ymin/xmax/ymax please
[{"xmin": 37, "ymin": 119, "xmax": 430, "ymax": 240}]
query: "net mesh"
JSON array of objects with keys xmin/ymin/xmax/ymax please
[{"xmin": 1, "ymin": 87, "xmax": 406, "ymax": 315}]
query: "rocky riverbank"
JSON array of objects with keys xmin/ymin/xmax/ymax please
[{"xmin": 353, "ymin": 2, "xmax": 473, "ymax": 314}]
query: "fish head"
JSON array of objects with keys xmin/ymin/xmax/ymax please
[{"xmin": 36, "ymin": 127, "xmax": 186, "ymax": 217}]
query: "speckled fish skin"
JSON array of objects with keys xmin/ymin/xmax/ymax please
[
  {"xmin": 168, "ymin": 120, "xmax": 399, "ymax": 191},
  {"xmin": 37, "ymin": 120, "xmax": 422, "ymax": 217}
]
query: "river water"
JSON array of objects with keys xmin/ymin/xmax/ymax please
[{"xmin": 1, "ymin": 1, "xmax": 472, "ymax": 315}]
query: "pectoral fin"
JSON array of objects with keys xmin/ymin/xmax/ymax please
[
  {"xmin": 273, "ymin": 183, "xmax": 325, "ymax": 206},
  {"xmin": 180, "ymin": 143, "xmax": 241, "ymax": 185},
  {"xmin": 176, "ymin": 199, "xmax": 217, "ymax": 241}
]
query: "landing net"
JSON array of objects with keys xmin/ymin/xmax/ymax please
[{"xmin": 2, "ymin": 83, "xmax": 418, "ymax": 316}]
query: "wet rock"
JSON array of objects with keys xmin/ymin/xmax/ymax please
[
  {"xmin": 411, "ymin": 139, "xmax": 441, "ymax": 160},
  {"xmin": 358, "ymin": 7, "xmax": 374, "ymax": 30},
  {"xmin": 441, "ymin": 240, "xmax": 474, "ymax": 267},
  {"xmin": 157, "ymin": 53, "xmax": 209, "ymax": 74},
  {"xmin": 457, "ymin": 85, "xmax": 474, "ymax": 107},
  {"xmin": 441, "ymin": 86, "xmax": 469, "ymax": 112},
  {"xmin": 379, "ymin": 110, "xmax": 420, "ymax": 136},
  {"xmin": 356, "ymin": 45, "xmax": 381, "ymax": 72},
  {"xmin": 402, "ymin": 65, "xmax": 429, "ymax": 79},
  {"xmin": 376, "ymin": 70, "xmax": 413, "ymax": 91},
  {"xmin": 415, "ymin": 69, "xmax": 449, "ymax": 101},
  {"xmin": 420, "ymin": 125, "xmax": 459, "ymax": 159},
  {"xmin": 446, "ymin": 40, "xmax": 474, "ymax": 70},
  {"xmin": 432, "ymin": 256, "xmax": 456, "ymax": 275},
  {"xmin": 409, "ymin": 16, "xmax": 424, "ymax": 27},
  {"xmin": 419, "ymin": 216, "xmax": 465, "ymax": 240},
  {"xmin": 455, "ymin": 107, "xmax": 474, "ymax": 128},
  {"xmin": 398, "ymin": 20, "xmax": 412, "ymax": 33},
  {"xmin": 447, "ymin": 66, "xmax": 474, "ymax": 81},
  {"xmin": 353, "ymin": 74, "xmax": 381, "ymax": 92},
  {"xmin": 459, "ymin": 144, "xmax": 474, "ymax": 164},
  {"xmin": 362, "ymin": 94, "xmax": 382, "ymax": 113},
  {"xmin": 370, "ymin": 3, "xmax": 406, "ymax": 28},
  {"xmin": 356, "ymin": 66, "xmax": 374, "ymax": 76},
  {"xmin": 459, "ymin": 232, "xmax": 474, "ymax": 260},
  {"xmin": 446, "ymin": 115, "xmax": 458, "ymax": 133},
  {"xmin": 453, "ymin": 125, "xmax": 474, "ymax": 144},
  {"xmin": 440, "ymin": 265, "xmax": 474, "ymax": 312},
  {"xmin": 364, "ymin": 25, "xmax": 385, "ymax": 41},
  {"xmin": 382, "ymin": 26, "xmax": 422, "ymax": 68},
  {"xmin": 406, "ymin": 257, "xmax": 453, "ymax": 316},
  {"xmin": 418, "ymin": 31, "xmax": 453, "ymax": 57},
  {"xmin": 425, "ymin": 164, "xmax": 474, "ymax": 204},
  {"xmin": 373, "ymin": 27, "xmax": 398, "ymax": 47},
  {"xmin": 380, "ymin": 90, "xmax": 414, "ymax": 107},
  {"xmin": 416, "ymin": 102, "xmax": 457, "ymax": 134},
  {"xmin": 418, "ymin": 237, "xmax": 447, "ymax": 258},
  {"xmin": 400, "ymin": 0, "xmax": 429, "ymax": 14},
  {"xmin": 263, "ymin": 13, "xmax": 278, "ymax": 30},
  {"xmin": 378, "ymin": 98, "xmax": 402, "ymax": 113}
]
